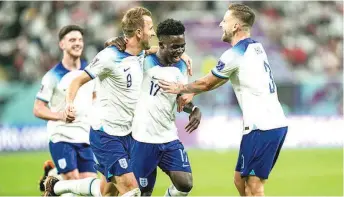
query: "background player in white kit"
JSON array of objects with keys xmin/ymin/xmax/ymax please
[
  {"xmin": 159, "ymin": 4, "xmax": 288, "ymax": 196},
  {"xmin": 125, "ymin": 19, "xmax": 201, "ymax": 197},
  {"xmin": 42, "ymin": 7, "xmax": 156, "ymax": 197},
  {"xmin": 33, "ymin": 25, "xmax": 98, "ymax": 185}
]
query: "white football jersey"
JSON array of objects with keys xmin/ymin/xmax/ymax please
[
  {"xmin": 211, "ymin": 38, "xmax": 287, "ymax": 135},
  {"xmin": 84, "ymin": 46, "xmax": 145, "ymax": 136},
  {"xmin": 132, "ymin": 54, "xmax": 188, "ymax": 143},
  {"xmin": 36, "ymin": 60, "xmax": 96, "ymax": 144}
]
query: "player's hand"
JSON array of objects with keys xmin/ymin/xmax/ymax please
[
  {"xmin": 145, "ymin": 46, "xmax": 159, "ymax": 56},
  {"xmin": 177, "ymin": 93, "xmax": 195, "ymax": 112},
  {"xmin": 104, "ymin": 36, "xmax": 127, "ymax": 51},
  {"xmin": 181, "ymin": 53, "xmax": 193, "ymax": 76},
  {"xmin": 63, "ymin": 103, "xmax": 76, "ymax": 123},
  {"xmin": 185, "ymin": 107, "xmax": 201, "ymax": 133},
  {"xmin": 158, "ymin": 80, "xmax": 183, "ymax": 94}
]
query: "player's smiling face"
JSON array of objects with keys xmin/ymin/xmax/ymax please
[
  {"xmin": 220, "ymin": 10, "xmax": 237, "ymax": 43},
  {"xmin": 160, "ymin": 35, "xmax": 186, "ymax": 64},
  {"xmin": 60, "ymin": 31, "xmax": 84, "ymax": 58},
  {"xmin": 140, "ymin": 15, "xmax": 156, "ymax": 50}
]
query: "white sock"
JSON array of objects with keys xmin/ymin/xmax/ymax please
[
  {"xmin": 121, "ymin": 188, "xmax": 141, "ymax": 197},
  {"xmin": 60, "ymin": 193, "xmax": 76, "ymax": 197},
  {"xmin": 164, "ymin": 185, "xmax": 189, "ymax": 197},
  {"xmin": 54, "ymin": 177, "xmax": 102, "ymax": 197},
  {"xmin": 48, "ymin": 168, "xmax": 63, "ymax": 180}
]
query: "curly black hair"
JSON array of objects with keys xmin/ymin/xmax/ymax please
[{"xmin": 156, "ymin": 19, "xmax": 185, "ymax": 39}]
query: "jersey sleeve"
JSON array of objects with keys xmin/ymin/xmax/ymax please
[
  {"xmin": 211, "ymin": 49, "xmax": 239, "ymax": 79},
  {"xmin": 36, "ymin": 72, "xmax": 57, "ymax": 103},
  {"xmin": 84, "ymin": 49, "xmax": 114, "ymax": 79}
]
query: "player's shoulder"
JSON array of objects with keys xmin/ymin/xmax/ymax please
[
  {"xmin": 231, "ymin": 38, "xmax": 260, "ymax": 56},
  {"xmin": 143, "ymin": 54, "xmax": 160, "ymax": 71},
  {"xmin": 100, "ymin": 46, "xmax": 144, "ymax": 64},
  {"xmin": 220, "ymin": 38, "xmax": 260, "ymax": 63},
  {"xmin": 43, "ymin": 62, "xmax": 67, "ymax": 83},
  {"xmin": 174, "ymin": 59, "xmax": 188, "ymax": 75}
]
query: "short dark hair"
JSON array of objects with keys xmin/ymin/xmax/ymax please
[
  {"xmin": 58, "ymin": 25, "xmax": 84, "ymax": 41},
  {"xmin": 228, "ymin": 4, "xmax": 255, "ymax": 28},
  {"xmin": 156, "ymin": 19, "xmax": 185, "ymax": 39},
  {"xmin": 122, "ymin": 7, "xmax": 152, "ymax": 37}
]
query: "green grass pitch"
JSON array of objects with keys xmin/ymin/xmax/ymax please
[{"xmin": 0, "ymin": 148, "xmax": 342, "ymax": 196}]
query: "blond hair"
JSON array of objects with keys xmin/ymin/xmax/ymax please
[{"xmin": 121, "ymin": 7, "xmax": 152, "ymax": 37}]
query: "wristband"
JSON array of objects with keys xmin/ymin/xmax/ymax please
[{"xmin": 192, "ymin": 106, "xmax": 198, "ymax": 112}]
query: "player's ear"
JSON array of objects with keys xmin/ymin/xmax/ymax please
[
  {"xmin": 233, "ymin": 23, "xmax": 240, "ymax": 32},
  {"xmin": 59, "ymin": 40, "xmax": 64, "ymax": 50},
  {"xmin": 158, "ymin": 41, "xmax": 164, "ymax": 49},
  {"xmin": 136, "ymin": 28, "xmax": 142, "ymax": 39}
]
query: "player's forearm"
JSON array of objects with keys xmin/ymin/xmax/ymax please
[
  {"xmin": 33, "ymin": 105, "xmax": 62, "ymax": 121},
  {"xmin": 66, "ymin": 79, "xmax": 83, "ymax": 104},
  {"xmin": 180, "ymin": 78, "xmax": 212, "ymax": 94}
]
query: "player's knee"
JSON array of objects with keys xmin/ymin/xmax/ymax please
[
  {"xmin": 247, "ymin": 177, "xmax": 264, "ymax": 195},
  {"xmin": 114, "ymin": 173, "xmax": 139, "ymax": 191},
  {"xmin": 62, "ymin": 170, "xmax": 79, "ymax": 180},
  {"xmin": 174, "ymin": 177, "xmax": 193, "ymax": 192}
]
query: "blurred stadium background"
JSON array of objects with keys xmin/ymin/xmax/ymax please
[{"xmin": 0, "ymin": 1, "xmax": 343, "ymax": 196}]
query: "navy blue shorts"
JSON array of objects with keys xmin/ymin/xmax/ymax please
[
  {"xmin": 131, "ymin": 139, "xmax": 191, "ymax": 192},
  {"xmin": 89, "ymin": 128, "xmax": 135, "ymax": 182},
  {"xmin": 49, "ymin": 141, "xmax": 96, "ymax": 174},
  {"xmin": 235, "ymin": 126, "xmax": 288, "ymax": 179}
]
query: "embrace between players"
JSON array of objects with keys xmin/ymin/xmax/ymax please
[{"xmin": 34, "ymin": 3, "xmax": 288, "ymax": 197}]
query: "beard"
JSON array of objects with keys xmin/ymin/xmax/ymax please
[
  {"xmin": 222, "ymin": 31, "xmax": 233, "ymax": 43},
  {"xmin": 140, "ymin": 40, "xmax": 151, "ymax": 50}
]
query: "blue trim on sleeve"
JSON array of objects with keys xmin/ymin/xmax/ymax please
[
  {"xmin": 84, "ymin": 69, "xmax": 95, "ymax": 79},
  {"xmin": 36, "ymin": 97, "xmax": 49, "ymax": 103},
  {"xmin": 211, "ymin": 70, "xmax": 229, "ymax": 79}
]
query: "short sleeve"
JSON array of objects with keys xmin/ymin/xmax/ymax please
[
  {"xmin": 211, "ymin": 49, "xmax": 239, "ymax": 79},
  {"xmin": 84, "ymin": 49, "xmax": 114, "ymax": 79},
  {"xmin": 36, "ymin": 72, "xmax": 57, "ymax": 103}
]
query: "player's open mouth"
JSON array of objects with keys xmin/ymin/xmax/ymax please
[{"xmin": 173, "ymin": 56, "xmax": 181, "ymax": 61}]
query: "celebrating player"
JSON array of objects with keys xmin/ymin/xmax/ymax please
[
  {"xmin": 129, "ymin": 19, "xmax": 201, "ymax": 196},
  {"xmin": 158, "ymin": 4, "xmax": 288, "ymax": 196},
  {"xmin": 33, "ymin": 25, "xmax": 98, "ymax": 189},
  {"xmin": 42, "ymin": 7, "xmax": 155, "ymax": 197}
]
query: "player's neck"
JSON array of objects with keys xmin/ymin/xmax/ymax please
[
  {"xmin": 231, "ymin": 31, "xmax": 251, "ymax": 46},
  {"xmin": 125, "ymin": 37, "xmax": 143, "ymax": 56},
  {"xmin": 156, "ymin": 50, "xmax": 171, "ymax": 67},
  {"xmin": 62, "ymin": 54, "xmax": 81, "ymax": 71}
]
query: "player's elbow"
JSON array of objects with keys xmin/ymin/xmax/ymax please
[
  {"xmin": 33, "ymin": 103, "xmax": 42, "ymax": 118},
  {"xmin": 33, "ymin": 100, "xmax": 47, "ymax": 118}
]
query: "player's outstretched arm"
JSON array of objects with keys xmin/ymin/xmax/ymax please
[
  {"xmin": 33, "ymin": 99, "xmax": 66, "ymax": 121},
  {"xmin": 159, "ymin": 72, "xmax": 228, "ymax": 95}
]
